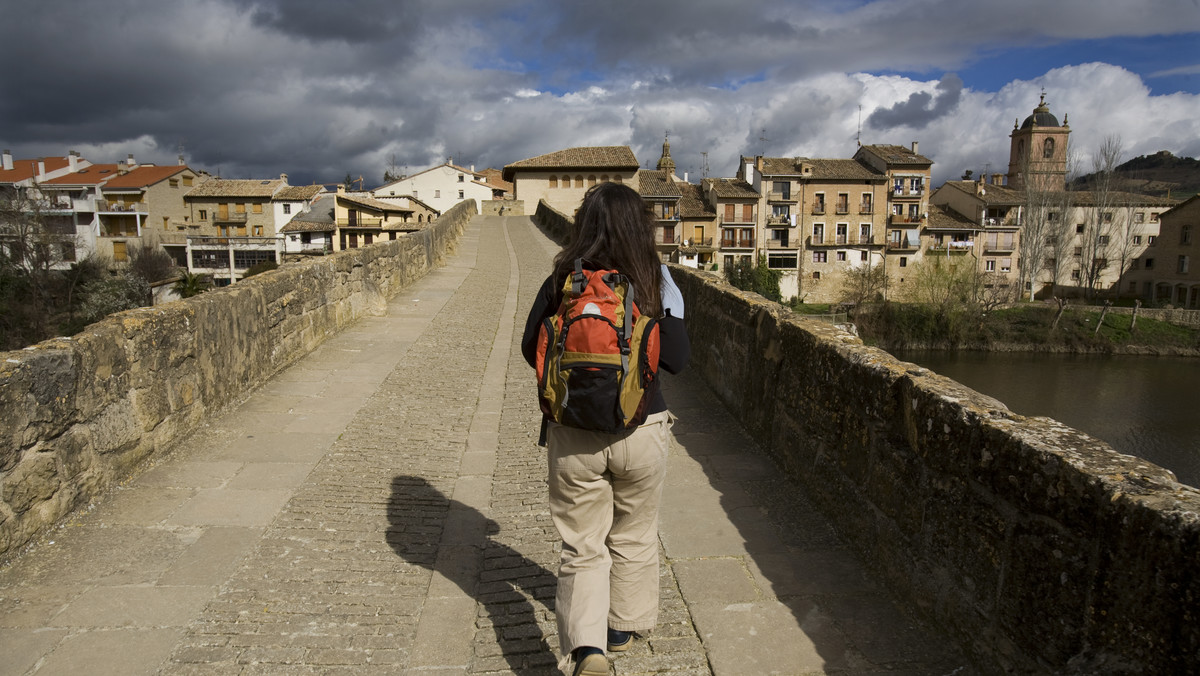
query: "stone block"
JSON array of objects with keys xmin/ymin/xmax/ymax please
[{"xmin": 2, "ymin": 452, "xmax": 59, "ymax": 513}]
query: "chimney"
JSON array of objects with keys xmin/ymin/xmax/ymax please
[
  {"xmin": 280, "ymin": 173, "xmax": 289, "ymax": 184},
  {"xmin": 178, "ymin": 154, "xmax": 186, "ymax": 166},
  {"xmin": 68, "ymin": 150, "xmax": 78, "ymax": 172},
  {"xmin": 1, "ymin": 149, "xmax": 12, "ymax": 171},
  {"xmin": 126, "ymin": 153, "xmax": 136, "ymax": 168},
  {"xmin": 992, "ymin": 173, "xmax": 1004, "ymax": 186},
  {"xmin": 683, "ymin": 172, "xmax": 688, "ymax": 183},
  {"xmin": 36, "ymin": 159, "xmax": 46, "ymax": 180},
  {"xmin": 911, "ymin": 141, "xmax": 919, "ymax": 154}
]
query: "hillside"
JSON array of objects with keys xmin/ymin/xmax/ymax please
[{"xmin": 1072, "ymin": 150, "xmax": 1200, "ymax": 200}]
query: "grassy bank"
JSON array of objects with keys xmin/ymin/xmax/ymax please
[{"xmin": 848, "ymin": 303, "xmax": 1200, "ymax": 354}]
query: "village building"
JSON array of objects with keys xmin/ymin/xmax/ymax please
[
  {"xmin": 373, "ymin": 161, "xmax": 495, "ymax": 214},
  {"xmin": 502, "ymin": 146, "xmax": 639, "ymax": 215}
]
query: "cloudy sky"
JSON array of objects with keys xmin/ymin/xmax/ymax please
[{"xmin": 3, "ymin": 0, "xmax": 1199, "ymax": 186}]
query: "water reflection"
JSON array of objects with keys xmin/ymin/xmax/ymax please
[{"xmin": 892, "ymin": 350, "xmax": 1200, "ymax": 488}]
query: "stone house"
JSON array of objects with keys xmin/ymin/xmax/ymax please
[
  {"xmin": 92, "ymin": 160, "xmax": 204, "ymax": 264},
  {"xmin": 1125, "ymin": 194, "xmax": 1200, "ymax": 306},
  {"xmin": 332, "ymin": 188, "xmax": 438, "ymax": 252},
  {"xmin": 502, "ymin": 146, "xmax": 639, "ymax": 215}
]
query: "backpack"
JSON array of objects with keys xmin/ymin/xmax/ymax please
[{"xmin": 535, "ymin": 259, "xmax": 660, "ymax": 433}]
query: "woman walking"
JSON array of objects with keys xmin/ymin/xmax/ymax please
[{"xmin": 522, "ymin": 182, "xmax": 690, "ymax": 675}]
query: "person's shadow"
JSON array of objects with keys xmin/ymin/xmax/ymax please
[{"xmin": 386, "ymin": 475, "xmax": 561, "ymax": 674}]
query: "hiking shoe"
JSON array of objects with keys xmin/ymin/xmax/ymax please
[
  {"xmin": 573, "ymin": 647, "xmax": 609, "ymax": 676},
  {"xmin": 607, "ymin": 628, "xmax": 633, "ymax": 652}
]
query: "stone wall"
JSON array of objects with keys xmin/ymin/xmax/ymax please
[
  {"xmin": 671, "ymin": 265, "xmax": 1200, "ymax": 675},
  {"xmin": 533, "ymin": 198, "xmax": 572, "ymax": 244},
  {"xmin": 0, "ymin": 201, "xmax": 476, "ymax": 559},
  {"xmin": 481, "ymin": 199, "xmax": 524, "ymax": 216}
]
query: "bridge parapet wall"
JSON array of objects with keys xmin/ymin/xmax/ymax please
[
  {"xmin": 672, "ymin": 265, "xmax": 1200, "ymax": 674},
  {"xmin": 0, "ymin": 200, "xmax": 476, "ymax": 559}
]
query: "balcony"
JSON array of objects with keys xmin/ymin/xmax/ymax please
[
  {"xmin": 887, "ymin": 240, "xmax": 919, "ymax": 251},
  {"xmin": 97, "ymin": 201, "xmax": 147, "ymax": 213},
  {"xmin": 893, "ymin": 187, "xmax": 924, "ymax": 198},
  {"xmin": 718, "ymin": 215, "xmax": 756, "ymax": 226},
  {"xmin": 983, "ymin": 241, "xmax": 1016, "ymax": 254},
  {"xmin": 337, "ymin": 217, "xmax": 384, "ymax": 227},
  {"xmin": 808, "ymin": 234, "xmax": 879, "ymax": 247},
  {"xmin": 658, "ymin": 235, "xmax": 681, "ymax": 247},
  {"xmin": 928, "ymin": 242, "xmax": 975, "ymax": 255},
  {"xmin": 889, "ymin": 214, "xmax": 924, "ymax": 226},
  {"xmin": 188, "ymin": 235, "xmax": 279, "ymax": 250},
  {"xmin": 681, "ymin": 237, "xmax": 714, "ymax": 250},
  {"xmin": 766, "ymin": 239, "xmax": 799, "ymax": 250},
  {"xmin": 766, "ymin": 215, "xmax": 794, "ymax": 226},
  {"xmin": 720, "ymin": 236, "xmax": 756, "ymax": 249},
  {"xmin": 834, "ymin": 204, "xmax": 849, "ymax": 215},
  {"xmin": 214, "ymin": 212, "xmax": 250, "ymax": 224},
  {"xmin": 811, "ymin": 205, "xmax": 826, "ymax": 215},
  {"xmin": 768, "ymin": 191, "xmax": 795, "ymax": 202},
  {"xmin": 859, "ymin": 204, "xmax": 873, "ymax": 215}
]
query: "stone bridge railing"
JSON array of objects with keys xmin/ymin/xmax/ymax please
[
  {"xmin": 671, "ymin": 266, "xmax": 1199, "ymax": 675},
  {"xmin": 0, "ymin": 200, "xmax": 476, "ymax": 559}
]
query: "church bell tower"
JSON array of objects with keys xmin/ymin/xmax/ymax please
[{"xmin": 1006, "ymin": 93, "xmax": 1070, "ymax": 191}]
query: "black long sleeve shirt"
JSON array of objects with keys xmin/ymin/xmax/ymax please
[{"xmin": 521, "ymin": 273, "xmax": 690, "ymax": 416}]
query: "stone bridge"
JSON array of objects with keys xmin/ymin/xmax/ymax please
[{"xmin": 1, "ymin": 208, "xmax": 1196, "ymax": 675}]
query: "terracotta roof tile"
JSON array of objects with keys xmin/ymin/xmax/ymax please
[
  {"xmin": 100, "ymin": 165, "xmax": 191, "ymax": 190},
  {"xmin": 185, "ymin": 177, "xmax": 284, "ymax": 198},
  {"xmin": 857, "ymin": 144, "xmax": 933, "ymax": 166},
  {"xmin": 0, "ymin": 157, "xmax": 72, "ymax": 184},
  {"xmin": 280, "ymin": 195, "xmax": 336, "ymax": 233},
  {"xmin": 274, "ymin": 185, "xmax": 325, "ymax": 201},
  {"xmin": 503, "ymin": 146, "xmax": 638, "ymax": 180},
  {"xmin": 637, "ymin": 170, "xmax": 682, "ymax": 197},
  {"xmin": 926, "ymin": 203, "xmax": 979, "ymax": 231},
  {"xmin": 40, "ymin": 164, "xmax": 122, "ymax": 186},
  {"xmin": 338, "ymin": 192, "xmax": 413, "ymax": 213},
  {"xmin": 677, "ymin": 183, "xmax": 714, "ymax": 218},
  {"xmin": 704, "ymin": 178, "xmax": 759, "ymax": 200}
]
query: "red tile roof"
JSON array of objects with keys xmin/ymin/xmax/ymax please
[
  {"xmin": 0, "ymin": 157, "xmax": 72, "ymax": 184},
  {"xmin": 40, "ymin": 164, "xmax": 122, "ymax": 186},
  {"xmin": 100, "ymin": 165, "xmax": 191, "ymax": 190}
]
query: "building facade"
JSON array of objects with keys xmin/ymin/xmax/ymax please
[
  {"xmin": 502, "ymin": 146, "xmax": 639, "ymax": 215},
  {"xmin": 374, "ymin": 162, "xmax": 494, "ymax": 214}
]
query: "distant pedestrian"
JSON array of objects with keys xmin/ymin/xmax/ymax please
[{"xmin": 522, "ymin": 182, "xmax": 690, "ymax": 675}]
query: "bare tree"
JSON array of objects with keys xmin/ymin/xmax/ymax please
[
  {"xmin": 1078, "ymin": 135, "xmax": 1124, "ymax": 299},
  {"xmin": 1016, "ymin": 147, "xmax": 1056, "ymax": 301},
  {"xmin": 1108, "ymin": 197, "xmax": 1142, "ymax": 300}
]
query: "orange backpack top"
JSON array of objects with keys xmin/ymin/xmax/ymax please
[{"xmin": 535, "ymin": 259, "xmax": 660, "ymax": 433}]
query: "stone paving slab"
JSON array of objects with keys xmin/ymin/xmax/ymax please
[{"xmin": 0, "ymin": 214, "xmax": 980, "ymax": 676}]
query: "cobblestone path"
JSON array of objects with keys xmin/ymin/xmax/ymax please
[{"xmin": 0, "ymin": 215, "xmax": 974, "ymax": 676}]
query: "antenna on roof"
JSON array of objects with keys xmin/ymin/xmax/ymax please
[
  {"xmin": 701, "ymin": 152, "xmax": 709, "ymax": 179},
  {"xmin": 758, "ymin": 129, "xmax": 770, "ymax": 157}
]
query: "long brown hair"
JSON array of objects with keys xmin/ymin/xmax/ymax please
[{"xmin": 553, "ymin": 182, "xmax": 663, "ymax": 317}]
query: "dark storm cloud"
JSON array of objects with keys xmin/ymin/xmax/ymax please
[
  {"xmin": 867, "ymin": 74, "xmax": 964, "ymax": 130},
  {"xmin": 240, "ymin": 0, "xmax": 419, "ymax": 43}
]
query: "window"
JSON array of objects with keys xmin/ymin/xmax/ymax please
[
  {"xmin": 1135, "ymin": 212, "xmax": 1145, "ymax": 223},
  {"xmin": 836, "ymin": 251, "xmax": 846, "ymax": 261},
  {"xmin": 1071, "ymin": 269, "xmax": 1080, "ymax": 280},
  {"xmin": 860, "ymin": 251, "xmax": 868, "ymax": 261},
  {"xmin": 772, "ymin": 204, "xmax": 790, "ymax": 218},
  {"xmin": 253, "ymin": 225, "xmax": 263, "ymax": 236},
  {"xmin": 1103, "ymin": 212, "xmax": 1113, "ymax": 223},
  {"xmin": 899, "ymin": 257, "xmax": 907, "ymax": 268},
  {"xmin": 435, "ymin": 190, "xmax": 441, "ymax": 198},
  {"xmin": 1076, "ymin": 224, "xmax": 1084, "ymax": 233},
  {"xmin": 252, "ymin": 203, "xmax": 263, "ymax": 214},
  {"xmin": 836, "ymin": 223, "xmax": 847, "ymax": 244},
  {"xmin": 813, "ymin": 193, "xmax": 825, "ymax": 213},
  {"xmin": 588, "ymin": 175, "xmax": 598, "ymax": 186},
  {"xmin": 575, "ymin": 175, "xmax": 584, "ymax": 188},
  {"xmin": 234, "ymin": 249, "xmax": 276, "ymax": 270},
  {"xmin": 772, "ymin": 181, "xmax": 790, "ymax": 200},
  {"xmin": 235, "ymin": 203, "xmax": 246, "ymax": 214},
  {"xmin": 836, "ymin": 193, "xmax": 849, "ymax": 213},
  {"xmin": 1043, "ymin": 138, "xmax": 1055, "ymax": 158},
  {"xmin": 283, "ymin": 204, "xmax": 291, "ymax": 214},
  {"xmin": 61, "ymin": 242, "xmax": 76, "ymax": 262},
  {"xmin": 743, "ymin": 204, "xmax": 753, "ymax": 221},
  {"xmin": 458, "ymin": 190, "xmax": 464, "ymax": 199},
  {"xmin": 1133, "ymin": 235, "xmax": 1142, "ymax": 244},
  {"xmin": 199, "ymin": 209, "xmax": 207, "ymax": 220},
  {"xmin": 1182, "ymin": 226, "xmax": 1192, "ymax": 245},
  {"xmin": 1148, "ymin": 236, "xmax": 1157, "ymax": 245},
  {"xmin": 1145, "ymin": 258, "xmax": 1155, "ymax": 269},
  {"xmin": 1099, "ymin": 235, "xmax": 1109, "ymax": 245},
  {"xmin": 549, "ymin": 176, "xmax": 558, "ymax": 188},
  {"xmin": 112, "ymin": 241, "xmax": 127, "ymax": 262},
  {"xmin": 812, "ymin": 271, "xmax": 821, "ymax": 280},
  {"xmin": 169, "ymin": 179, "xmax": 179, "ymax": 188},
  {"xmin": 1074, "ymin": 247, "xmax": 1083, "ymax": 257},
  {"xmin": 725, "ymin": 204, "xmax": 735, "ymax": 221},
  {"xmin": 1000, "ymin": 258, "xmax": 1012, "ymax": 273},
  {"xmin": 767, "ymin": 254, "xmax": 797, "ymax": 269},
  {"xmin": 458, "ymin": 174, "xmax": 464, "ymax": 182},
  {"xmin": 910, "ymin": 177, "xmax": 922, "ymax": 193},
  {"xmin": 860, "ymin": 193, "xmax": 872, "ymax": 213},
  {"xmin": 1151, "ymin": 212, "xmax": 1159, "ymax": 223},
  {"xmin": 183, "ymin": 176, "xmax": 193, "ymax": 187},
  {"xmin": 1179, "ymin": 255, "xmax": 1190, "ymax": 274},
  {"xmin": 1048, "ymin": 211, "xmax": 1058, "ymax": 222},
  {"xmin": 985, "ymin": 260, "xmax": 996, "ymax": 272},
  {"xmin": 813, "ymin": 251, "xmax": 827, "ymax": 263},
  {"xmin": 163, "ymin": 216, "xmax": 169, "ymax": 230},
  {"xmin": 860, "ymin": 224, "xmax": 871, "ymax": 243},
  {"xmin": 812, "ymin": 223, "xmax": 824, "ymax": 243}
]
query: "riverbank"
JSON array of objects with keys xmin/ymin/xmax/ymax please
[{"xmin": 844, "ymin": 303, "xmax": 1200, "ymax": 355}]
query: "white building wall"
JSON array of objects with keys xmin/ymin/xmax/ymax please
[{"xmin": 374, "ymin": 164, "xmax": 490, "ymax": 214}]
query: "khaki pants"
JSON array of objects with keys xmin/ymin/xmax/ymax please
[{"xmin": 546, "ymin": 411, "xmax": 673, "ymax": 657}]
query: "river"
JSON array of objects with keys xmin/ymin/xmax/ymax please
[{"xmin": 891, "ymin": 350, "xmax": 1200, "ymax": 489}]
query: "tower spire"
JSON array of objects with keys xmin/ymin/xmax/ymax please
[{"xmin": 656, "ymin": 131, "xmax": 676, "ymax": 176}]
